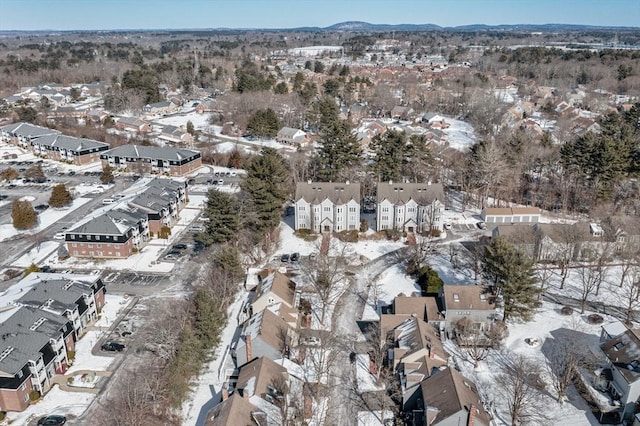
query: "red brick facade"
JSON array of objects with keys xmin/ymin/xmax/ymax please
[
  {"xmin": 67, "ymin": 239, "xmax": 135, "ymax": 259},
  {"xmin": 0, "ymin": 378, "xmax": 33, "ymax": 412}
]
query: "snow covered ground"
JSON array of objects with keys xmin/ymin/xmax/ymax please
[
  {"xmin": 12, "ymin": 241, "xmax": 60, "ymax": 267},
  {"xmin": 0, "ymin": 197, "xmax": 92, "ymax": 242},
  {"xmin": 447, "ymin": 302, "xmax": 608, "ymax": 426},
  {"xmin": 442, "ymin": 118, "xmax": 478, "ymax": 151},
  {"xmin": 154, "ymin": 111, "xmax": 211, "ymax": 130}
]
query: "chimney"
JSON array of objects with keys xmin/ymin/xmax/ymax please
[
  {"xmin": 467, "ymin": 404, "xmax": 477, "ymax": 426},
  {"xmin": 245, "ymin": 334, "xmax": 253, "ymax": 362},
  {"xmin": 243, "ymin": 390, "xmax": 249, "ymax": 400},
  {"xmin": 345, "ymin": 180, "xmax": 349, "ymax": 185},
  {"xmin": 222, "ymin": 383, "xmax": 229, "ymax": 401},
  {"xmin": 429, "ymin": 345, "xmax": 435, "ymax": 359},
  {"xmin": 307, "ymin": 179, "xmax": 312, "ymax": 184},
  {"xmin": 388, "ymin": 180, "xmax": 393, "ymax": 185}
]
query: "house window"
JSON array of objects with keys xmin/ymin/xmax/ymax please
[
  {"xmin": 324, "ymin": 207, "xmax": 331, "ymax": 212},
  {"xmin": 19, "ymin": 382, "xmax": 26, "ymax": 391},
  {"xmin": 382, "ymin": 207, "xmax": 389, "ymax": 212},
  {"xmin": 23, "ymin": 394, "xmax": 29, "ymax": 403},
  {"xmin": 453, "ymin": 293, "xmax": 460, "ymax": 302},
  {"xmin": 349, "ymin": 207, "xmax": 356, "ymax": 213},
  {"xmin": 407, "ymin": 207, "xmax": 415, "ymax": 213},
  {"xmin": 337, "ymin": 208, "xmax": 341, "ymax": 213},
  {"xmin": 17, "ymin": 370, "xmax": 23, "ymax": 379},
  {"xmin": 298, "ymin": 206, "xmax": 305, "ymax": 211},
  {"xmin": 381, "ymin": 216, "xmax": 388, "ymax": 221}
]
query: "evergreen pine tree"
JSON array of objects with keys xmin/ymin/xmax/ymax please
[
  {"xmin": 483, "ymin": 237, "xmax": 540, "ymax": 321},
  {"xmin": 370, "ymin": 129, "xmax": 406, "ymax": 182},
  {"xmin": 316, "ymin": 120, "xmax": 362, "ymax": 181},
  {"xmin": 241, "ymin": 147, "xmax": 289, "ymax": 235},
  {"xmin": 201, "ymin": 190, "xmax": 240, "ymax": 245},
  {"xmin": 246, "ymin": 108, "xmax": 280, "ymax": 138},
  {"xmin": 48, "ymin": 183, "xmax": 73, "ymax": 208},
  {"xmin": 12, "ymin": 200, "xmax": 38, "ymax": 230},
  {"xmin": 100, "ymin": 164, "xmax": 115, "ymax": 184}
]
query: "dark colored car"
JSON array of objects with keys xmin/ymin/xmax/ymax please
[
  {"xmin": 290, "ymin": 252, "xmax": 300, "ymax": 262},
  {"xmin": 172, "ymin": 243, "xmax": 188, "ymax": 250},
  {"xmin": 167, "ymin": 250, "xmax": 182, "ymax": 256},
  {"xmin": 101, "ymin": 342, "xmax": 125, "ymax": 352},
  {"xmin": 37, "ymin": 415, "xmax": 67, "ymax": 425},
  {"xmin": 280, "ymin": 253, "xmax": 290, "ymax": 262},
  {"xmin": 35, "ymin": 204, "xmax": 50, "ymax": 212}
]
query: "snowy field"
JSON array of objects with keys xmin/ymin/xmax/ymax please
[
  {"xmin": 154, "ymin": 111, "xmax": 211, "ymax": 130},
  {"xmin": 12, "ymin": 241, "xmax": 60, "ymax": 267}
]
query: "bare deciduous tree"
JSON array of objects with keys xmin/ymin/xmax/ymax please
[
  {"xmin": 577, "ymin": 264, "xmax": 602, "ymax": 314},
  {"xmin": 546, "ymin": 337, "xmax": 584, "ymax": 404},
  {"xmin": 496, "ymin": 353, "xmax": 548, "ymax": 426},
  {"xmin": 455, "ymin": 317, "xmax": 489, "ymax": 369}
]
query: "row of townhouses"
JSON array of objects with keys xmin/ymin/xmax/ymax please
[
  {"xmin": 380, "ymin": 286, "xmax": 499, "ymax": 425},
  {"xmin": 64, "ymin": 178, "xmax": 188, "ymax": 259},
  {"xmin": 294, "ymin": 181, "xmax": 446, "ymax": 233},
  {"xmin": 206, "ymin": 270, "xmax": 301, "ymax": 425},
  {"xmin": 0, "ymin": 273, "xmax": 105, "ymax": 412},
  {"xmin": 1, "ymin": 122, "xmax": 202, "ymax": 175}
]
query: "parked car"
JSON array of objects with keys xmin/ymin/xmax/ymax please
[
  {"xmin": 290, "ymin": 252, "xmax": 300, "ymax": 262},
  {"xmin": 101, "ymin": 342, "xmax": 125, "ymax": 352},
  {"xmin": 443, "ymin": 223, "xmax": 452, "ymax": 230},
  {"xmin": 53, "ymin": 232, "xmax": 66, "ymax": 240},
  {"xmin": 167, "ymin": 250, "xmax": 182, "ymax": 256},
  {"xmin": 37, "ymin": 415, "xmax": 67, "ymax": 425},
  {"xmin": 477, "ymin": 221, "xmax": 487, "ymax": 230},
  {"xmin": 172, "ymin": 243, "xmax": 188, "ymax": 250},
  {"xmin": 280, "ymin": 253, "xmax": 290, "ymax": 262},
  {"xmin": 35, "ymin": 204, "xmax": 50, "ymax": 212}
]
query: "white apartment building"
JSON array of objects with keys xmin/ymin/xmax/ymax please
[
  {"xmin": 294, "ymin": 181, "xmax": 361, "ymax": 233},
  {"xmin": 376, "ymin": 181, "xmax": 445, "ymax": 232}
]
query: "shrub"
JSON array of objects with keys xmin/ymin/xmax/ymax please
[
  {"xmin": 3, "ymin": 268, "xmax": 22, "ymax": 280},
  {"xmin": 587, "ymin": 314, "xmax": 604, "ymax": 324},
  {"xmin": 67, "ymin": 377, "xmax": 74, "ymax": 385},
  {"xmin": 0, "ymin": 411, "xmax": 5, "ymax": 421},
  {"xmin": 384, "ymin": 229, "xmax": 402, "ymax": 241},
  {"xmin": 23, "ymin": 263, "xmax": 41, "ymax": 277},
  {"xmin": 334, "ymin": 230, "xmax": 358, "ymax": 243},
  {"xmin": 417, "ymin": 265, "xmax": 444, "ymax": 294},
  {"xmin": 560, "ymin": 306, "xmax": 574, "ymax": 315},
  {"xmin": 29, "ymin": 390, "xmax": 40, "ymax": 401},
  {"xmin": 131, "ymin": 247, "xmax": 139, "ymax": 253},
  {"xmin": 67, "ymin": 350, "xmax": 75, "ymax": 361},
  {"xmin": 159, "ymin": 226, "xmax": 171, "ymax": 239},
  {"xmin": 360, "ymin": 219, "xmax": 368, "ymax": 233}
]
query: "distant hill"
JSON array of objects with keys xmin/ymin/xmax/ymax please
[{"xmin": 321, "ymin": 21, "xmax": 638, "ymax": 32}]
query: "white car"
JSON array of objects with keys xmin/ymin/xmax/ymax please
[
  {"xmin": 53, "ymin": 232, "xmax": 66, "ymax": 240},
  {"xmin": 443, "ymin": 223, "xmax": 452, "ymax": 230}
]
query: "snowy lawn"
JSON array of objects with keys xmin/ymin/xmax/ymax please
[
  {"xmin": 355, "ymin": 353, "xmax": 385, "ymax": 392},
  {"xmin": 448, "ymin": 302, "xmax": 610, "ymax": 426},
  {"xmin": 5, "ymin": 387, "xmax": 94, "ymax": 425},
  {"xmin": 0, "ymin": 197, "xmax": 92, "ymax": 242},
  {"xmin": 12, "ymin": 241, "xmax": 60, "ymax": 267}
]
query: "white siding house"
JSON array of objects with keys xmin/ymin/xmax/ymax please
[
  {"xmin": 376, "ymin": 182, "xmax": 445, "ymax": 232},
  {"xmin": 294, "ymin": 182, "xmax": 360, "ymax": 233}
]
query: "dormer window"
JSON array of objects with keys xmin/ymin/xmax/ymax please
[{"xmin": 453, "ymin": 294, "xmax": 460, "ymax": 302}]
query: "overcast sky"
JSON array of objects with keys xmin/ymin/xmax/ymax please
[{"xmin": 1, "ymin": 0, "xmax": 639, "ymax": 31}]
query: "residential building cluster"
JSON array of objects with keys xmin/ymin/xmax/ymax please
[
  {"xmin": 0, "ymin": 273, "xmax": 105, "ymax": 412},
  {"xmin": 63, "ymin": 178, "xmax": 188, "ymax": 259},
  {"xmin": 0, "ymin": 122, "xmax": 201, "ymax": 175},
  {"xmin": 294, "ymin": 181, "xmax": 446, "ymax": 233}
]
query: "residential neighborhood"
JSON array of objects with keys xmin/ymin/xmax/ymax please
[{"xmin": 0, "ymin": 9, "xmax": 639, "ymax": 426}]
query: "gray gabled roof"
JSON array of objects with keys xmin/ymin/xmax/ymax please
[
  {"xmin": 17, "ymin": 276, "xmax": 95, "ymax": 313},
  {"xmin": 0, "ymin": 306, "xmax": 69, "ymax": 376},
  {"xmin": 295, "ymin": 182, "xmax": 360, "ymax": 205},
  {"xmin": 376, "ymin": 182, "xmax": 444, "ymax": 205},
  {"xmin": 68, "ymin": 212, "xmax": 135, "ymax": 236},
  {"xmin": 0, "ymin": 122, "xmax": 61, "ymax": 139},
  {"xmin": 103, "ymin": 145, "xmax": 200, "ymax": 162},
  {"xmin": 30, "ymin": 134, "xmax": 109, "ymax": 152}
]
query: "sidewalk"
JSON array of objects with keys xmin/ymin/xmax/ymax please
[{"xmin": 50, "ymin": 370, "xmax": 113, "ymax": 394}]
